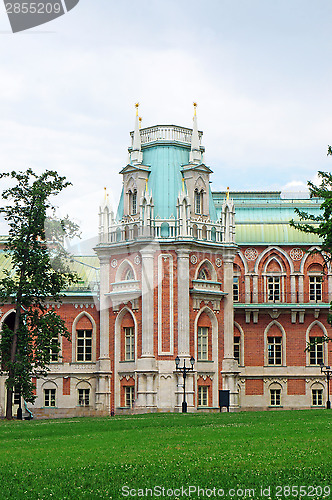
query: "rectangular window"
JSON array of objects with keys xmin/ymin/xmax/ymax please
[
  {"xmin": 270, "ymin": 389, "xmax": 281, "ymax": 406},
  {"xmin": 195, "ymin": 191, "xmax": 202, "ymax": 214},
  {"xmin": 125, "ymin": 386, "xmax": 134, "ymax": 408},
  {"xmin": 44, "ymin": 389, "xmax": 56, "ymax": 407},
  {"xmin": 13, "ymin": 387, "xmax": 20, "ymax": 405},
  {"xmin": 233, "ymin": 277, "xmax": 239, "ymax": 302},
  {"xmin": 234, "ymin": 337, "xmax": 240, "ymax": 364},
  {"xmin": 309, "ymin": 337, "xmax": 323, "ymax": 365},
  {"xmin": 124, "ymin": 327, "xmax": 135, "ymax": 361},
  {"xmin": 78, "ymin": 388, "xmax": 90, "ymax": 407},
  {"xmin": 268, "ymin": 276, "xmax": 280, "ymax": 302},
  {"xmin": 50, "ymin": 336, "xmax": 59, "ymax": 363},
  {"xmin": 268, "ymin": 337, "xmax": 282, "ymax": 365},
  {"xmin": 197, "ymin": 327, "xmax": 208, "ymax": 361},
  {"xmin": 77, "ymin": 330, "xmax": 92, "ymax": 362},
  {"xmin": 132, "ymin": 191, "xmax": 137, "ymax": 215},
  {"xmin": 198, "ymin": 386, "xmax": 208, "ymax": 406},
  {"xmin": 312, "ymin": 389, "xmax": 323, "ymax": 406},
  {"xmin": 309, "ymin": 276, "xmax": 322, "ymax": 302}
]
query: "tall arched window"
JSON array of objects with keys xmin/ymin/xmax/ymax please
[
  {"xmin": 129, "ymin": 190, "xmax": 137, "ymax": 215},
  {"xmin": 194, "ymin": 189, "xmax": 203, "ymax": 214}
]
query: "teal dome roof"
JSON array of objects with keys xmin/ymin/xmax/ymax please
[{"xmin": 143, "ymin": 144, "xmax": 189, "ymax": 219}]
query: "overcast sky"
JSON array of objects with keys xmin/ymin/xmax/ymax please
[{"xmin": 0, "ymin": 0, "xmax": 332, "ymax": 246}]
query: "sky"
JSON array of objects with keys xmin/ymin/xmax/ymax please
[{"xmin": 0, "ymin": 0, "xmax": 332, "ymax": 246}]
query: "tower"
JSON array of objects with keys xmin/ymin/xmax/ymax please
[{"xmin": 95, "ymin": 104, "xmax": 239, "ymax": 412}]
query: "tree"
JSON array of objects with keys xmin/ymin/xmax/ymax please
[
  {"xmin": 0, "ymin": 169, "xmax": 79, "ymax": 419},
  {"xmin": 291, "ymin": 167, "xmax": 332, "ymax": 346}
]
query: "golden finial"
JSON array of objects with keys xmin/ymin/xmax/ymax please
[
  {"xmin": 193, "ymin": 102, "xmax": 197, "ymax": 116},
  {"xmin": 135, "ymin": 102, "xmax": 139, "ymax": 116},
  {"xmin": 145, "ymin": 178, "xmax": 148, "ymax": 192},
  {"xmin": 139, "ymin": 117, "xmax": 142, "ymax": 129},
  {"xmin": 226, "ymin": 187, "xmax": 230, "ymax": 200},
  {"xmin": 182, "ymin": 177, "xmax": 185, "ymax": 192},
  {"xmin": 104, "ymin": 187, "xmax": 107, "ymax": 201}
]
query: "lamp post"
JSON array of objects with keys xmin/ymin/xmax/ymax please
[
  {"xmin": 320, "ymin": 362, "xmax": 332, "ymax": 409},
  {"xmin": 175, "ymin": 355, "xmax": 195, "ymax": 413}
]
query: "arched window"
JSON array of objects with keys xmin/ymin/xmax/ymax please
[
  {"xmin": 131, "ymin": 190, "xmax": 137, "ymax": 215},
  {"xmin": 124, "ymin": 268, "xmax": 135, "ymax": 281},
  {"xmin": 308, "ymin": 264, "xmax": 323, "ymax": 302},
  {"xmin": 198, "ymin": 268, "xmax": 208, "ymax": 280},
  {"xmin": 269, "ymin": 384, "xmax": 282, "ymax": 407},
  {"xmin": 73, "ymin": 313, "xmax": 96, "ymax": 363},
  {"xmin": 264, "ymin": 321, "xmax": 286, "ymax": 366}
]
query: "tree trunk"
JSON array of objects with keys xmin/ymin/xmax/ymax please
[{"xmin": 5, "ymin": 306, "xmax": 21, "ymax": 420}]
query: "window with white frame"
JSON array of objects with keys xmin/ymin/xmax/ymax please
[
  {"xmin": 233, "ymin": 277, "xmax": 239, "ymax": 302},
  {"xmin": 197, "ymin": 327, "xmax": 208, "ymax": 361},
  {"xmin": 44, "ymin": 388, "xmax": 56, "ymax": 407},
  {"xmin": 267, "ymin": 276, "xmax": 280, "ymax": 302},
  {"xmin": 50, "ymin": 336, "xmax": 59, "ymax": 363},
  {"xmin": 234, "ymin": 337, "xmax": 240, "ymax": 364},
  {"xmin": 125, "ymin": 327, "xmax": 135, "ymax": 361},
  {"xmin": 13, "ymin": 387, "xmax": 20, "ymax": 405},
  {"xmin": 198, "ymin": 386, "xmax": 208, "ymax": 406},
  {"xmin": 268, "ymin": 337, "xmax": 282, "ymax": 365},
  {"xmin": 312, "ymin": 388, "xmax": 323, "ymax": 406},
  {"xmin": 78, "ymin": 388, "xmax": 90, "ymax": 406},
  {"xmin": 309, "ymin": 276, "xmax": 322, "ymax": 302},
  {"xmin": 270, "ymin": 388, "xmax": 281, "ymax": 406},
  {"xmin": 125, "ymin": 386, "xmax": 134, "ymax": 408},
  {"xmin": 309, "ymin": 337, "xmax": 323, "ymax": 365},
  {"xmin": 77, "ymin": 330, "xmax": 92, "ymax": 362}
]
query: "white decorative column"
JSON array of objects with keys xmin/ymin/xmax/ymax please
[
  {"xmin": 176, "ymin": 248, "xmax": 190, "ymax": 356},
  {"xmin": 298, "ymin": 275, "xmax": 304, "ymax": 303},
  {"xmin": 96, "ymin": 254, "xmax": 111, "ymax": 413},
  {"xmin": 136, "ymin": 246, "xmax": 157, "ymax": 408},
  {"xmin": 222, "ymin": 249, "xmax": 239, "ymax": 411},
  {"xmin": 245, "ymin": 275, "xmax": 251, "ymax": 303},
  {"xmin": 328, "ymin": 274, "xmax": 332, "ymax": 302},
  {"xmin": 252, "ymin": 274, "xmax": 258, "ymax": 303},
  {"xmin": 141, "ymin": 248, "xmax": 155, "ymax": 358},
  {"xmin": 290, "ymin": 274, "xmax": 296, "ymax": 303}
]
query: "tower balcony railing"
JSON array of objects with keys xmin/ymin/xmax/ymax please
[
  {"xmin": 99, "ymin": 218, "xmax": 226, "ymax": 244},
  {"xmin": 129, "ymin": 125, "xmax": 203, "ymax": 147}
]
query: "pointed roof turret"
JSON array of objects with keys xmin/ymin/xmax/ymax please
[
  {"xmin": 189, "ymin": 102, "xmax": 202, "ymax": 164},
  {"xmin": 130, "ymin": 103, "xmax": 143, "ymax": 164}
]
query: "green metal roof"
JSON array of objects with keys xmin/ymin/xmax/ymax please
[
  {"xmin": 0, "ymin": 252, "xmax": 99, "ymax": 293},
  {"xmin": 213, "ymin": 191, "xmax": 322, "ymax": 245}
]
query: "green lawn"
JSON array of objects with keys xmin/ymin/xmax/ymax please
[{"xmin": 0, "ymin": 410, "xmax": 331, "ymax": 500}]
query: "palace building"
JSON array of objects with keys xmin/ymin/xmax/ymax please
[{"xmin": 0, "ymin": 107, "xmax": 331, "ymax": 417}]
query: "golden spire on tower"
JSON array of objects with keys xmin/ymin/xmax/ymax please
[
  {"xmin": 139, "ymin": 117, "xmax": 142, "ymax": 129},
  {"xmin": 193, "ymin": 101, "xmax": 197, "ymax": 116},
  {"xmin": 226, "ymin": 187, "xmax": 230, "ymax": 201},
  {"xmin": 135, "ymin": 102, "xmax": 139, "ymax": 116}
]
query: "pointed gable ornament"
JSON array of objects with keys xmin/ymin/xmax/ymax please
[
  {"xmin": 189, "ymin": 102, "xmax": 202, "ymax": 165},
  {"xmin": 130, "ymin": 103, "xmax": 143, "ymax": 165}
]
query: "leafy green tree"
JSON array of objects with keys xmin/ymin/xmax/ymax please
[
  {"xmin": 0, "ymin": 169, "xmax": 79, "ymax": 419},
  {"xmin": 291, "ymin": 165, "xmax": 332, "ymax": 349},
  {"xmin": 291, "ymin": 170, "xmax": 332, "ymax": 258}
]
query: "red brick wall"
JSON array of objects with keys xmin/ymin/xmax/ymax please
[
  {"xmin": 287, "ymin": 379, "xmax": 305, "ymax": 395},
  {"xmin": 245, "ymin": 379, "xmax": 264, "ymax": 395},
  {"xmin": 63, "ymin": 377, "xmax": 71, "ymax": 396}
]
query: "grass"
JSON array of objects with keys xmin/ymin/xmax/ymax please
[{"xmin": 0, "ymin": 410, "xmax": 331, "ymax": 499}]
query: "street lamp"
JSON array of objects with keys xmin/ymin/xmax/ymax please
[
  {"xmin": 320, "ymin": 362, "xmax": 332, "ymax": 409},
  {"xmin": 175, "ymin": 355, "xmax": 195, "ymax": 413}
]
